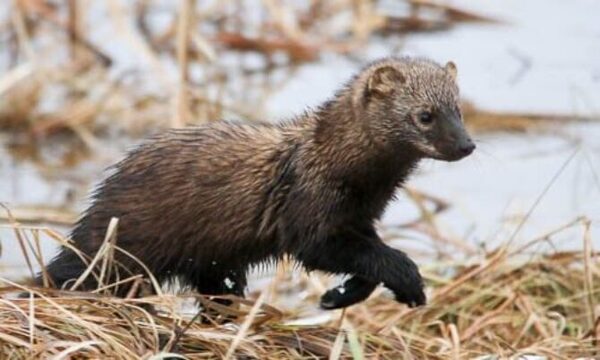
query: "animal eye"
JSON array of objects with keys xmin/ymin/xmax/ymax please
[{"xmin": 418, "ymin": 111, "xmax": 434, "ymax": 125}]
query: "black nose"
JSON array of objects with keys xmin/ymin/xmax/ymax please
[{"xmin": 459, "ymin": 142, "xmax": 476, "ymax": 156}]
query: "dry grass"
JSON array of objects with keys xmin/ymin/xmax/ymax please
[
  {"xmin": 1, "ymin": 1, "xmax": 598, "ymax": 359},
  {"xmin": 0, "ymin": 216, "xmax": 598, "ymax": 359},
  {"xmin": 462, "ymin": 102, "xmax": 592, "ymax": 135},
  {"xmin": 0, "ymin": 0, "xmax": 552, "ymax": 146}
]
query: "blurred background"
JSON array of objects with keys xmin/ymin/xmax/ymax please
[{"xmin": 0, "ymin": 0, "xmax": 599, "ymax": 292}]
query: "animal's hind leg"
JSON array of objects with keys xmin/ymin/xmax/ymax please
[
  {"xmin": 320, "ymin": 275, "xmax": 378, "ymax": 309},
  {"xmin": 38, "ymin": 248, "xmax": 97, "ymax": 291},
  {"xmin": 189, "ymin": 269, "xmax": 247, "ymax": 297},
  {"xmin": 187, "ymin": 269, "xmax": 247, "ymax": 321}
]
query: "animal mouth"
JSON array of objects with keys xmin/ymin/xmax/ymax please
[
  {"xmin": 429, "ymin": 141, "xmax": 475, "ymax": 162},
  {"xmin": 414, "ymin": 143, "xmax": 442, "ymax": 160}
]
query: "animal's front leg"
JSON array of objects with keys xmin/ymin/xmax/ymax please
[
  {"xmin": 299, "ymin": 226, "xmax": 426, "ymax": 308},
  {"xmin": 320, "ymin": 275, "xmax": 378, "ymax": 309},
  {"xmin": 373, "ymin": 245, "xmax": 426, "ymax": 308}
]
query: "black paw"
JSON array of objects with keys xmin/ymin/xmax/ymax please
[
  {"xmin": 394, "ymin": 285, "xmax": 426, "ymax": 308},
  {"xmin": 320, "ymin": 287, "xmax": 344, "ymax": 309},
  {"xmin": 320, "ymin": 276, "xmax": 378, "ymax": 310},
  {"xmin": 388, "ymin": 263, "xmax": 426, "ymax": 308}
]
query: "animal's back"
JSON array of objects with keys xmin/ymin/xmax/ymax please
[{"xmin": 45, "ymin": 121, "xmax": 295, "ymax": 291}]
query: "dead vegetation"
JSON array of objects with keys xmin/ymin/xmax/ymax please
[
  {"xmin": 1, "ymin": 0, "xmax": 567, "ymax": 146},
  {"xmin": 0, "ymin": 216, "xmax": 598, "ymax": 359}
]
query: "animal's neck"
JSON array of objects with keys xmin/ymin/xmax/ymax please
[{"xmin": 309, "ymin": 94, "xmax": 420, "ymax": 189}]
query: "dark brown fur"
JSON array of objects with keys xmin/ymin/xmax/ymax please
[{"xmin": 39, "ymin": 57, "xmax": 474, "ymax": 309}]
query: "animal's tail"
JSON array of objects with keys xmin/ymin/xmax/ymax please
[{"xmin": 35, "ymin": 248, "xmax": 149, "ymax": 297}]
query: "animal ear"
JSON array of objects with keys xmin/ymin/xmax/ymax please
[
  {"xmin": 445, "ymin": 61, "xmax": 457, "ymax": 80},
  {"xmin": 366, "ymin": 65, "xmax": 405, "ymax": 97}
]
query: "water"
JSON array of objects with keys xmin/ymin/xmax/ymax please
[
  {"xmin": 1, "ymin": 0, "xmax": 599, "ymax": 282},
  {"xmin": 264, "ymin": 0, "xmax": 600, "ymax": 258}
]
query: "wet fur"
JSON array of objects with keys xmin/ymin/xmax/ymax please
[{"xmin": 40, "ymin": 57, "xmax": 469, "ymax": 309}]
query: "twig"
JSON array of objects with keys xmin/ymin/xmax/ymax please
[
  {"xmin": 173, "ymin": 0, "xmax": 195, "ymax": 128},
  {"xmin": 224, "ymin": 290, "xmax": 267, "ymax": 360}
]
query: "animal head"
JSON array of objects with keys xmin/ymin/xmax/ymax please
[{"xmin": 355, "ymin": 57, "xmax": 475, "ymax": 162}]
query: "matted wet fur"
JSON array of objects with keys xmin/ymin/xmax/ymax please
[{"xmin": 39, "ymin": 57, "xmax": 475, "ymax": 309}]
